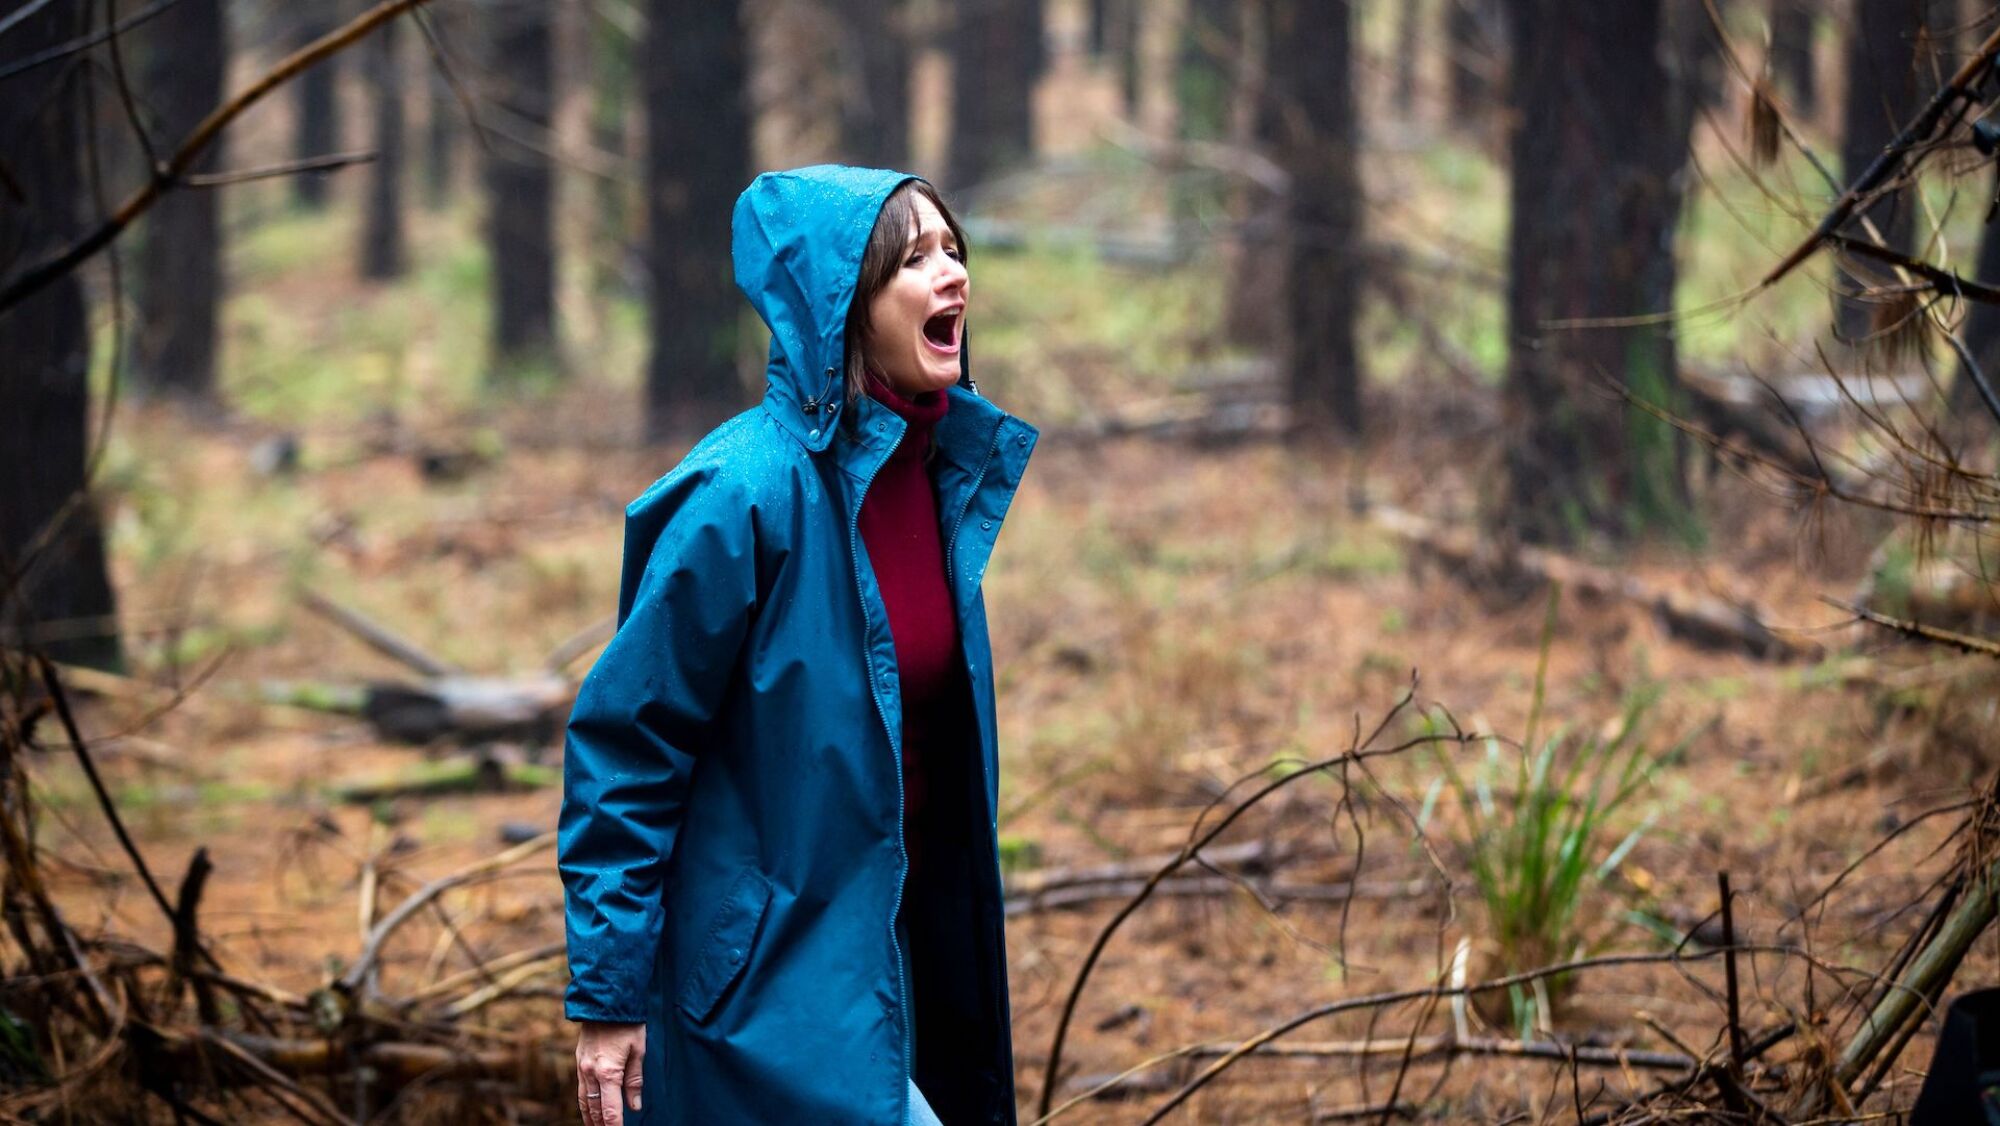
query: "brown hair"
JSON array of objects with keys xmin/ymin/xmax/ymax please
[{"xmin": 841, "ymin": 180, "xmax": 970, "ymax": 407}]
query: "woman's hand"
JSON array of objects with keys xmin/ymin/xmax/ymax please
[{"xmin": 576, "ymin": 1021, "xmax": 645, "ymax": 1125}]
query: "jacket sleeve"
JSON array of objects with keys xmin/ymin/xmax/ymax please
[{"xmin": 559, "ymin": 467, "xmax": 757, "ymax": 1023}]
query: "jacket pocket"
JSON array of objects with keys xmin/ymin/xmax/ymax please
[{"xmin": 676, "ymin": 866, "xmax": 773, "ymax": 1024}]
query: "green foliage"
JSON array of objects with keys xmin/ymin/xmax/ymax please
[
  {"xmin": 1417, "ymin": 590, "xmax": 1684, "ymax": 1032},
  {"xmin": 1861, "ymin": 536, "xmax": 1918, "ymax": 617},
  {"xmin": 1622, "ymin": 342, "xmax": 1706, "ymax": 548},
  {"xmin": 973, "ymin": 233, "xmax": 1222, "ymax": 421},
  {"xmin": 997, "ymin": 834, "xmax": 1044, "ymax": 875},
  {"xmin": 0, "ymin": 1007, "xmax": 46, "ymax": 1086}
]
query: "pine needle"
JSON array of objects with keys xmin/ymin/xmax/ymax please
[{"xmin": 1868, "ymin": 288, "xmax": 1930, "ymax": 367}]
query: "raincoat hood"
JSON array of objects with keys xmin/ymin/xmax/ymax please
[{"xmin": 732, "ymin": 164, "xmax": 957, "ymax": 453}]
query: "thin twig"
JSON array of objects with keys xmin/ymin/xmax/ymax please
[
  {"xmin": 184, "ymin": 150, "xmax": 377, "ymax": 187},
  {"xmin": 1140, "ymin": 949, "xmax": 1813, "ymax": 1124},
  {"xmin": 1821, "ymin": 596, "xmax": 2000, "ymax": 658},
  {"xmin": 340, "ymin": 831, "xmax": 555, "ymax": 993},
  {"xmin": 1762, "ymin": 21, "xmax": 2000, "ymax": 289},
  {"xmin": 0, "ymin": 0, "xmax": 435, "ymax": 313},
  {"xmin": 36, "ymin": 656, "xmax": 210, "ymax": 965},
  {"xmin": 1829, "ymin": 233, "xmax": 2000, "ymax": 307},
  {"xmin": 1034, "ymin": 677, "xmax": 1479, "ymax": 1117},
  {"xmin": 0, "ymin": 0, "xmax": 183, "ymax": 83},
  {"xmin": 1717, "ymin": 872, "xmax": 1750, "ymax": 1118}
]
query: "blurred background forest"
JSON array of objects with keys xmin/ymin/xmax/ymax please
[{"xmin": 5, "ymin": 0, "xmax": 2000, "ymax": 1121}]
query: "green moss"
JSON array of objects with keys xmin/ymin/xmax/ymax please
[
  {"xmin": 1696, "ymin": 676, "xmax": 1748, "ymax": 702},
  {"xmin": 1622, "ymin": 345, "xmax": 1705, "ymax": 547},
  {"xmin": 997, "ymin": 834, "xmax": 1044, "ymax": 875}
]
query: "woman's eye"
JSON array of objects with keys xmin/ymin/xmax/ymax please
[{"xmin": 905, "ymin": 253, "xmax": 924, "ymax": 267}]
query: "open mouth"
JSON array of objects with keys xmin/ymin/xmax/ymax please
[{"xmin": 922, "ymin": 309, "xmax": 961, "ymax": 351}]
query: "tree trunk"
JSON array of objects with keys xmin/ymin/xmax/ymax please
[
  {"xmin": 1500, "ymin": 0, "xmax": 1694, "ymax": 545},
  {"xmin": 293, "ymin": 12, "xmax": 341, "ymax": 210},
  {"xmin": 1663, "ymin": 0, "xmax": 1725, "ymax": 157},
  {"xmin": 832, "ymin": 0, "xmax": 911, "ymax": 167},
  {"xmin": 1271, "ymin": 0, "xmax": 1362, "ymax": 436},
  {"xmin": 0, "ymin": 2, "xmax": 121, "ymax": 670},
  {"xmin": 588, "ymin": 0, "xmax": 636, "ymax": 297},
  {"xmin": 1769, "ymin": 0, "xmax": 1817, "ymax": 121},
  {"xmin": 1665, "ymin": 0, "xmax": 1726, "ymax": 123},
  {"xmin": 423, "ymin": 6, "xmax": 457, "ymax": 210},
  {"xmin": 1837, "ymin": 0, "xmax": 1935, "ymax": 343},
  {"xmin": 1180, "ymin": 0, "xmax": 1236, "ymax": 141},
  {"xmin": 1113, "ymin": 0, "xmax": 1141, "ymax": 117},
  {"xmin": 1223, "ymin": 0, "xmax": 1280, "ymax": 345},
  {"xmin": 485, "ymin": 0, "xmax": 558, "ymax": 371},
  {"xmin": 948, "ymin": 0, "xmax": 1044, "ymax": 190},
  {"xmin": 1445, "ymin": 0, "xmax": 1503, "ymax": 137},
  {"xmin": 1394, "ymin": 0, "xmax": 1422, "ymax": 118},
  {"xmin": 644, "ymin": 0, "xmax": 751, "ymax": 443},
  {"xmin": 133, "ymin": 0, "xmax": 226, "ymax": 398},
  {"xmin": 361, "ymin": 17, "xmax": 407, "ymax": 281}
]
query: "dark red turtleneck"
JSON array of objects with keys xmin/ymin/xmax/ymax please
[{"xmin": 857, "ymin": 373, "xmax": 961, "ymax": 877}]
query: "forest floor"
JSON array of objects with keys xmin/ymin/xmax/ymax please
[
  {"xmin": 31, "ymin": 118, "xmax": 2000, "ymax": 1120},
  {"xmin": 34, "ymin": 370, "xmax": 1999, "ymax": 1122}
]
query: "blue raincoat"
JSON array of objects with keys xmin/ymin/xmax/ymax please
[{"xmin": 559, "ymin": 164, "xmax": 1037, "ymax": 1124}]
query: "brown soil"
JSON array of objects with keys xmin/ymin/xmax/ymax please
[{"xmin": 32, "ymin": 383, "xmax": 1992, "ymax": 1123}]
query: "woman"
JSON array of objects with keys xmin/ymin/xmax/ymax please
[{"xmin": 559, "ymin": 164, "xmax": 1036, "ymax": 1126}]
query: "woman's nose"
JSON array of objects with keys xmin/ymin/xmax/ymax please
[{"xmin": 937, "ymin": 258, "xmax": 967, "ymax": 294}]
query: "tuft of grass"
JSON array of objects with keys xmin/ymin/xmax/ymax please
[{"xmin": 1417, "ymin": 589, "xmax": 1688, "ymax": 1033}]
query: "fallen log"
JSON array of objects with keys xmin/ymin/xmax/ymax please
[
  {"xmin": 1677, "ymin": 368, "xmax": 1822, "ymax": 481},
  {"xmin": 328, "ymin": 751, "xmax": 557, "ymax": 804},
  {"xmin": 1371, "ymin": 504, "xmax": 1820, "ymax": 661},
  {"xmin": 142, "ymin": 1026, "xmax": 574, "ymax": 1095},
  {"xmin": 1006, "ymin": 876, "xmax": 1430, "ymax": 917},
  {"xmin": 301, "ymin": 588, "xmax": 461, "ymax": 679},
  {"xmin": 258, "ymin": 674, "xmax": 573, "ymax": 745},
  {"xmin": 545, "ymin": 615, "xmax": 616, "ymax": 674},
  {"xmin": 1183, "ymin": 1033, "xmax": 1697, "ymax": 1072},
  {"xmin": 1091, "ymin": 398, "xmax": 1288, "ymax": 445},
  {"xmin": 1064, "ymin": 1034, "xmax": 1697, "ymax": 1111},
  {"xmin": 358, "ymin": 676, "xmax": 572, "ymax": 744},
  {"xmin": 1005, "ymin": 838, "xmax": 1291, "ymax": 898},
  {"xmin": 1799, "ymin": 788, "xmax": 2000, "ymax": 1114}
]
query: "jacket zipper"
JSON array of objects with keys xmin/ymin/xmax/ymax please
[{"xmin": 847, "ymin": 425, "xmax": 915, "ymax": 1123}]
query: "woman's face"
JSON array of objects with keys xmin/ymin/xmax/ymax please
[{"xmin": 862, "ymin": 194, "xmax": 968, "ymax": 397}]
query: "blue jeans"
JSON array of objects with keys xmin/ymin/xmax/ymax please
[{"xmin": 908, "ymin": 1078, "xmax": 945, "ymax": 1126}]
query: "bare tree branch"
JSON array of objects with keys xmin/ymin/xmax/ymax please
[{"xmin": 0, "ymin": 0, "xmax": 436, "ymax": 313}]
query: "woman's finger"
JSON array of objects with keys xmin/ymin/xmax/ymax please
[
  {"xmin": 580, "ymin": 1058, "xmax": 606, "ymax": 1126},
  {"xmin": 592, "ymin": 1061, "xmax": 628, "ymax": 1126},
  {"xmin": 622, "ymin": 1033, "xmax": 644, "ymax": 1112}
]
